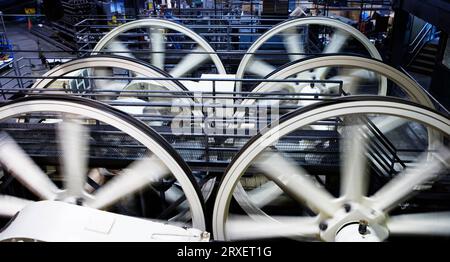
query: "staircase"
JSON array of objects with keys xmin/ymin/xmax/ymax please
[
  {"xmin": 30, "ymin": 24, "xmax": 75, "ymax": 51},
  {"xmin": 407, "ymin": 40, "xmax": 439, "ymax": 75}
]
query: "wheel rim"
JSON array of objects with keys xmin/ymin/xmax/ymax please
[
  {"xmin": 213, "ymin": 96, "xmax": 449, "ymax": 241},
  {"xmin": 0, "ymin": 95, "xmax": 206, "ymax": 230},
  {"xmin": 32, "ymin": 55, "xmax": 188, "ymax": 93}
]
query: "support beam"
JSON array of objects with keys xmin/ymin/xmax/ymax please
[{"xmin": 389, "ymin": 6, "xmax": 410, "ymax": 66}]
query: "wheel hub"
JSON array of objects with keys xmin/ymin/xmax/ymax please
[
  {"xmin": 319, "ymin": 202, "xmax": 389, "ymax": 242},
  {"xmin": 335, "ymin": 222, "xmax": 381, "ymax": 242}
]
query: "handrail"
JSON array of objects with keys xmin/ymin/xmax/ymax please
[
  {"xmin": 408, "ymin": 23, "xmax": 432, "ymax": 50},
  {"xmin": 408, "ymin": 23, "xmax": 433, "ymax": 54},
  {"xmin": 406, "ymin": 24, "xmax": 439, "ymax": 67}
]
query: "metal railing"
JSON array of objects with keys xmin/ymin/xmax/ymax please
[
  {"xmin": 0, "ymin": 63, "xmax": 441, "ymax": 176},
  {"xmin": 73, "ymin": 16, "xmax": 285, "ymax": 54},
  {"xmin": 406, "ymin": 23, "xmax": 440, "ymax": 67},
  {"xmin": 0, "ymin": 57, "xmax": 33, "ymax": 99},
  {"xmin": 0, "ymin": 69, "xmax": 345, "ymax": 171}
]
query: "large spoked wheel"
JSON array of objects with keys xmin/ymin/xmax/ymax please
[
  {"xmin": 0, "ymin": 96, "xmax": 206, "ymax": 230},
  {"xmin": 235, "ymin": 17, "xmax": 383, "ymax": 92},
  {"xmin": 213, "ymin": 96, "xmax": 449, "ymax": 241},
  {"xmin": 31, "ymin": 57, "xmax": 211, "ymax": 220},
  {"xmin": 92, "ymin": 18, "xmax": 226, "ymax": 77},
  {"xmin": 233, "ymin": 56, "xmax": 439, "ymax": 222}
]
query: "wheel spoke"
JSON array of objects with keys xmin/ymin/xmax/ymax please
[
  {"xmin": 246, "ymin": 57, "xmax": 277, "ymax": 78},
  {"xmin": 164, "ymin": 186, "xmax": 189, "ymax": 210},
  {"xmin": 247, "ymin": 181, "xmax": 284, "ymax": 208},
  {"xmin": 346, "ymin": 69, "xmax": 376, "ymax": 81},
  {"xmin": 371, "ymin": 116, "xmax": 408, "ymax": 134},
  {"xmin": 0, "ymin": 195, "xmax": 34, "ymax": 217},
  {"xmin": 150, "ymin": 28, "xmax": 165, "ymax": 70},
  {"xmin": 315, "ymin": 30, "xmax": 349, "ymax": 80},
  {"xmin": 387, "ymin": 212, "xmax": 450, "ymax": 236},
  {"xmin": 226, "ymin": 215, "xmax": 319, "ymax": 240},
  {"xmin": 256, "ymin": 152, "xmax": 339, "ymax": 217},
  {"xmin": 326, "ymin": 69, "xmax": 372, "ymax": 95},
  {"xmin": 58, "ymin": 120, "xmax": 89, "ymax": 199},
  {"xmin": 282, "ymin": 27, "xmax": 304, "ymax": 62},
  {"xmin": 0, "ymin": 132, "xmax": 59, "ymax": 200},
  {"xmin": 169, "ymin": 46, "xmax": 210, "ymax": 77},
  {"xmin": 86, "ymin": 155, "xmax": 169, "ymax": 209},
  {"xmin": 323, "ymin": 29, "xmax": 350, "ymax": 54},
  {"xmin": 92, "ymin": 67, "xmax": 129, "ymax": 93},
  {"xmin": 340, "ymin": 125, "xmax": 369, "ymax": 202},
  {"xmin": 371, "ymin": 146, "xmax": 450, "ymax": 212},
  {"xmin": 233, "ymin": 181, "xmax": 284, "ymax": 217},
  {"xmin": 107, "ymin": 41, "xmax": 136, "ymax": 59}
]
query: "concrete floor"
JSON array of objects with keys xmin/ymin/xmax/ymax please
[
  {"xmin": 0, "ymin": 22, "xmax": 75, "ymax": 99},
  {"xmin": 4, "ymin": 21, "xmax": 73, "ymax": 63}
]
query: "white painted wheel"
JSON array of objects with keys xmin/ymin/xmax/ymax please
[
  {"xmin": 234, "ymin": 56, "xmax": 437, "ymax": 221},
  {"xmin": 235, "ymin": 17, "xmax": 383, "ymax": 92},
  {"xmin": 0, "ymin": 96, "xmax": 206, "ymax": 230},
  {"xmin": 213, "ymin": 96, "xmax": 450, "ymax": 241},
  {"xmin": 32, "ymin": 55, "xmax": 188, "ymax": 94},
  {"xmin": 30, "ymin": 57, "xmax": 212, "ymax": 219},
  {"xmin": 92, "ymin": 18, "xmax": 226, "ymax": 77}
]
